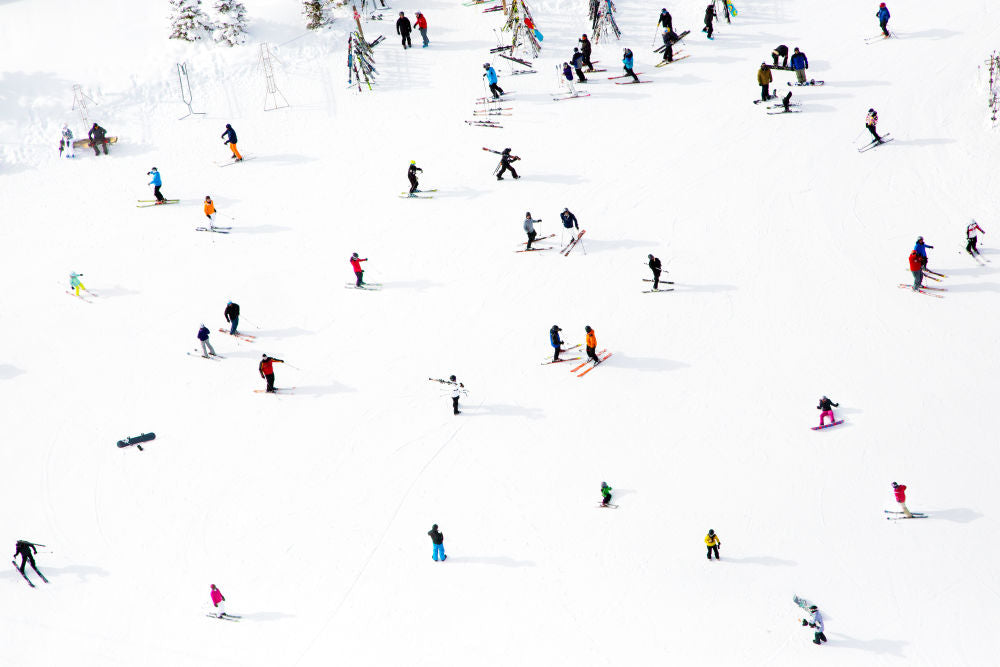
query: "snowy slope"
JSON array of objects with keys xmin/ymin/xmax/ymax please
[{"xmin": 2, "ymin": 0, "xmax": 1000, "ymax": 665}]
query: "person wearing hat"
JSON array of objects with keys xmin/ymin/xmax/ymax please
[
  {"xmin": 407, "ymin": 160, "xmax": 423, "ymax": 196},
  {"xmin": 892, "ymin": 482, "xmax": 912, "ymax": 518},
  {"xmin": 449, "ymin": 375, "xmax": 464, "ymax": 415},
  {"xmin": 349, "ymin": 253, "xmax": 368, "ymax": 287},
  {"xmin": 648, "ymin": 254, "xmax": 663, "ymax": 290},
  {"xmin": 395, "ymin": 11, "xmax": 412, "ymax": 49},
  {"xmin": 210, "ymin": 584, "xmax": 227, "ymax": 618},
  {"xmin": 801, "ymin": 605, "xmax": 827, "ymax": 644},
  {"xmin": 570, "ymin": 48, "xmax": 588, "ymax": 82},
  {"xmin": 259, "ymin": 354, "xmax": 284, "ymax": 393},
  {"xmin": 757, "ymin": 63, "xmax": 773, "ymax": 102},
  {"xmin": 790, "ymin": 47, "xmax": 809, "ymax": 84},
  {"xmin": 657, "ymin": 8, "xmax": 672, "ymax": 31},
  {"xmin": 578, "ymin": 34, "xmax": 595, "ymax": 71},
  {"xmin": 908, "ymin": 246, "xmax": 924, "ymax": 291},
  {"xmin": 876, "ymin": 3, "xmax": 890, "ymax": 37},
  {"xmin": 704, "ymin": 529, "xmax": 721, "ymax": 559},
  {"xmin": 560, "ymin": 208, "xmax": 579, "ymax": 233},
  {"xmin": 224, "ymin": 300, "xmax": 240, "ymax": 335},
  {"xmin": 703, "ymin": 2, "xmax": 716, "ymax": 39},
  {"xmin": 197, "ymin": 324, "xmax": 217, "ymax": 358},
  {"xmin": 523, "ymin": 212, "xmax": 539, "ymax": 249},
  {"xmin": 428, "ymin": 524, "xmax": 446, "ymax": 561},
  {"xmin": 60, "ymin": 124, "xmax": 75, "ymax": 158},
  {"xmin": 221, "ymin": 123, "xmax": 242, "ymax": 161},
  {"xmin": 69, "ymin": 271, "xmax": 87, "ymax": 297},
  {"xmin": 147, "ymin": 167, "xmax": 166, "ymax": 203},
  {"xmin": 561, "ymin": 63, "xmax": 579, "ymax": 96},
  {"xmin": 88, "ymin": 122, "xmax": 109, "ymax": 155},
  {"xmin": 816, "ymin": 395, "xmax": 839, "ymax": 427},
  {"xmin": 966, "ymin": 220, "xmax": 986, "ymax": 259},
  {"xmin": 622, "ymin": 48, "xmax": 640, "ymax": 83},
  {"xmin": 584, "ymin": 326, "xmax": 600, "ymax": 364},
  {"xmin": 497, "ymin": 147, "xmax": 519, "ymax": 180},
  {"xmin": 865, "ymin": 108, "xmax": 883, "ymax": 143},
  {"xmin": 661, "ymin": 27, "xmax": 680, "ymax": 64},
  {"xmin": 601, "ymin": 482, "xmax": 613, "ymax": 507},
  {"xmin": 414, "ymin": 11, "xmax": 429, "ymax": 47},
  {"xmin": 549, "ymin": 325, "xmax": 566, "ymax": 362},
  {"xmin": 913, "ymin": 236, "xmax": 933, "ymax": 269},
  {"xmin": 483, "ymin": 63, "xmax": 504, "ymax": 99}
]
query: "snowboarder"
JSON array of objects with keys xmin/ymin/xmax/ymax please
[
  {"xmin": 802, "ymin": 605, "xmax": 827, "ymax": 645},
  {"xmin": 570, "ymin": 49, "xmax": 587, "ymax": 82},
  {"xmin": 224, "ymin": 301, "xmax": 240, "ymax": 335},
  {"xmin": 757, "ymin": 63, "xmax": 773, "ymax": 102},
  {"xmin": 448, "ymin": 375, "xmax": 463, "ymax": 414},
  {"xmin": 204, "ymin": 196, "xmax": 218, "ymax": 227},
  {"xmin": 221, "ymin": 124, "xmax": 242, "ymax": 161},
  {"xmin": 69, "ymin": 271, "xmax": 86, "ymax": 297},
  {"xmin": 396, "ymin": 11, "xmax": 412, "ymax": 48},
  {"xmin": 908, "ymin": 248, "xmax": 924, "ymax": 290},
  {"xmin": 579, "ymin": 35, "xmax": 594, "ymax": 71},
  {"xmin": 705, "ymin": 529, "xmax": 721, "ymax": 559},
  {"xmin": 428, "ymin": 524, "xmax": 446, "ymax": 561},
  {"xmin": 622, "ymin": 48, "xmax": 640, "ymax": 83},
  {"xmin": 147, "ymin": 167, "xmax": 166, "ymax": 203},
  {"xmin": 496, "ymin": 148, "xmax": 520, "ymax": 180},
  {"xmin": 914, "ymin": 236, "xmax": 933, "ymax": 269},
  {"xmin": 892, "ymin": 481, "xmax": 913, "ymax": 518},
  {"xmin": 585, "ymin": 325, "xmax": 601, "ymax": 364},
  {"xmin": 414, "ymin": 11, "xmax": 429, "ymax": 47},
  {"xmin": 60, "ymin": 124, "xmax": 75, "ymax": 158},
  {"xmin": 13, "ymin": 540, "xmax": 44, "ymax": 579},
  {"xmin": 966, "ymin": 220, "xmax": 985, "ymax": 257},
  {"xmin": 771, "ymin": 44, "xmax": 789, "ymax": 68},
  {"xmin": 210, "ymin": 584, "xmax": 227, "ymax": 617},
  {"xmin": 790, "ymin": 47, "xmax": 808, "ymax": 84},
  {"xmin": 523, "ymin": 212, "xmax": 538, "ymax": 249},
  {"xmin": 657, "ymin": 8, "xmax": 672, "ymax": 30},
  {"xmin": 661, "ymin": 28, "xmax": 680, "ymax": 63},
  {"xmin": 350, "ymin": 252, "xmax": 368, "ymax": 287},
  {"xmin": 601, "ymin": 481, "xmax": 613, "ymax": 507},
  {"xmin": 407, "ymin": 160, "xmax": 423, "ymax": 195},
  {"xmin": 648, "ymin": 254, "xmax": 663, "ymax": 290},
  {"xmin": 817, "ymin": 395, "xmax": 839, "ymax": 426},
  {"xmin": 703, "ymin": 3, "xmax": 716, "ymax": 39},
  {"xmin": 549, "ymin": 325, "xmax": 565, "ymax": 361},
  {"xmin": 560, "ymin": 208, "xmax": 579, "ymax": 233},
  {"xmin": 197, "ymin": 324, "xmax": 217, "ymax": 358},
  {"xmin": 876, "ymin": 2, "xmax": 890, "ymax": 37},
  {"xmin": 88, "ymin": 122, "xmax": 109, "ymax": 155},
  {"xmin": 483, "ymin": 63, "xmax": 504, "ymax": 98},
  {"xmin": 259, "ymin": 354, "xmax": 284, "ymax": 393},
  {"xmin": 865, "ymin": 108, "xmax": 883, "ymax": 143},
  {"xmin": 561, "ymin": 63, "xmax": 579, "ymax": 96}
]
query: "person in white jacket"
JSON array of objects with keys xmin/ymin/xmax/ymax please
[
  {"xmin": 61, "ymin": 124, "xmax": 75, "ymax": 157},
  {"xmin": 801, "ymin": 605, "xmax": 827, "ymax": 645},
  {"xmin": 449, "ymin": 375, "xmax": 464, "ymax": 415}
]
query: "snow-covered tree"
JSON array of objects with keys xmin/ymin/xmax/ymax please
[
  {"xmin": 303, "ymin": 1, "xmax": 327, "ymax": 30},
  {"xmin": 169, "ymin": 0, "xmax": 213, "ymax": 42},
  {"xmin": 214, "ymin": 0, "xmax": 248, "ymax": 46}
]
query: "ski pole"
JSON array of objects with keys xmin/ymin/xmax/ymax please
[
  {"xmin": 283, "ymin": 362, "xmax": 302, "ymax": 371},
  {"xmin": 241, "ymin": 317, "xmax": 262, "ymax": 329}
]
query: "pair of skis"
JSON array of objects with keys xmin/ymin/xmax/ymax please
[
  {"xmin": 655, "ymin": 54, "xmax": 690, "ymax": 67},
  {"xmin": 66, "ymin": 290, "xmax": 96, "ymax": 303},
  {"xmin": 561, "ymin": 230, "xmax": 586, "ymax": 256},
  {"xmin": 553, "ymin": 91, "xmax": 591, "ymax": 101},
  {"xmin": 12, "ymin": 561, "xmax": 48, "ymax": 587},
  {"xmin": 858, "ymin": 133, "xmax": 893, "ymax": 152},
  {"xmin": 541, "ymin": 343, "xmax": 582, "ymax": 365},
  {"xmin": 205, "ymin": 613, "xmax": 242, "ymax": 621},
  {"xmin": 196, "ymin": 225, "xmax": 232, "ymax": 234},
  {"xmin": 218, "ymin": 329, "xmax": 256, "ymax": 341},
  {"xmin": 642, "ymin": 278, "xmax": 674, "ymax": 294},
  {"xmin": 885, "ymin": 510, "xmax": 927, "ymax": 520},
  {"xmin": 572, "ymin": 349, "xmax": 612, "ymax": 377},
  {"xmin": 136, "ymin": 199, "xmax": 180, "ymax": 208},
  {"xmin": 898, "ymin": 284, "xmax": 945, "ymax": 298},
  {"xmin": 517, "ymin": 233, "xmax": 555, "ymax": 252},
  {"xmin": 188, "ymin": 350, "xmax": 224, "ymax": 360},
  {"xmin": 399, "ymin": 189, "xmax": 436, "ymax": 199},
  {"xmin": 345, "ymin": 281, "xmax": 382, "ymax": 290}
]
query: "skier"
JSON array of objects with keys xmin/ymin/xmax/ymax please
[
  {"xmin": 585, "ymin": 325, "xmax": 601, "ymax": 364},
  {"xmin": 771, "ymin": 44, "xmax": 789, "ymax": 68},
  {"xmin": 210, "ymin": 584, "xmax": 227, "ymax": 618},
  {"xmin": 790, "ymin": 47, "xmax": 809, "ymax": 84},
  {"xmin": 908, "ymin": 248, "xmax": 924, "ymax": 291},
  {"xmin": 69, "ymin": 271, "xmax": 86, "ymax": 297},
  {"xmin": 657, "ymin": 8, "xmax": 672, "ymax": 30},
  {"xmin": 801, "ymin": 605, "xmax": 827, "ymax": 645},
  {"xmin": 523, "ymin": 212, "xmax": 539, "ymax": 249},
  {"xmin": 703, "ymin": 3, "xmax": 716, "ymax": 39},
  {"xmin": 221, "ymin": 124, "xmax": 242, "ymax": 161},
  {"xmin": 224, "ymin": 301, "xmax": 240, "ymax": 335},
  {"xmin": 560, "ymin": 208, "xmax": 579, "ymax": 233},
  {"xmin": 892, "ymin": 481, "xmax": 912, "ymax": 518},
  {"xmin": 483, "ymin": 63, "xmax": 504, "ymax": 98},
  {"xmin": 865, "ymin": 108, "xmax": 883, "ymax": 144},
  {"xmin": 396, "ymin": 11, "xmax": 412, "ymax": 49},
  {"xmin": 570, "ymin": 49, "xmax": 588, "ymax": 82},
  {"xmin": 817, "ymin": 395, "xmax": 839, "ymax": 426},
  {"xmin": 757, "ymin": 63, "xmax": 773, "ymax": 102},
  {"xmin": 549, "ymin": 325, "xmax": 565, "ymax": 362},
  {"xmin": 197, "ymin": 324, "xmax": 217, "ymax": 358},
  {"xmin": 60, "ymin": 124, "xmax": 75, "ymax": 158},
  {"xmin": 705, "ymin": 529, "xmax": 721, "ymax": 560},
  {"xmin": 496, "ymin": 148, "xmax": 520, "ymax": 180},
  {"xmin": 13, "ymin": 540, "xmax": 44, "ymax": 578},
  {"xmin": 407, "ymin": 160, "xmax": 423, "ymax": 196},
  {"xmin": 414, "ymin": 11, "xmax": 429, "ymax": 47},
  {"xmin": 622, "ymin": 48, "xmax": 640, "ymax": 83},
  {"xmin": 561, "ymin": 63, "xmax": 579, "ymax": 96},
  {"xmin": 966, "ymin": 220, "xmax": 985, "ymax": 258},
  {"xmin": 661, "ymin": 28, "xmax": 680, "ymax": 63},
  {"xmin": 914, "ymin": 236, "xmax": 933, "ymax": 269},
  {"xmin": 876, "ymin": 2, "xmax": 890, "ymax": 37},
  {"xmin": 147, "ymin": 167, "xmax": 166, "ymax": 203},
  {"xmin": 428, "ymin": 524, "xmax": 446, "ymax": 561},
  {"xmin": 601, "ymin": 481, "xmax": 613, "ymax": 507},
  {"xmin": 648, "ymin": 254, "xmax": 663, "ymax": 290},
  {"xmin": 448, "ymin": 375, "xmax": 463, "ymax": 415},
  {"xmin": 204, "ymin": 196, "xmax": 218, "ymax": 227},
  {"xmin": 259, "ymin": 354, "xmax": 284, "ymax": 393},
  {"xmin": 88, "ymin": 122, "xmax": 109, "ymax": 155},
  {"xmin": 579, "ymin": 34, "xmax": 594, "ymax": 71},
  {"xmin": 350, "ymin": 252, "xmax": 368, "ymax": 287}
]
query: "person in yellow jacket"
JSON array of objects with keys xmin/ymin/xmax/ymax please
[
  {"xmin": 757, "ymin": 63, "xmax": 773, "ymax": 102},
  {"xmin": 705, "ymin": 529, "xmax": 721, "ymax": 560},
  {"xmin": 584, "ymin": 325, "xmax": 601, "ymax": 365}
]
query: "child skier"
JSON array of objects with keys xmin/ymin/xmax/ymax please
[
  {"xmin": 259, "ymin": 354, "xmax": 284, "ymax": 393},
  {"xmin": 908, "ymin": 249, "xmax": 924, "ymax": 290},
  {"xmin": 210, "ymin": 584, "xmax": 227, "ymax": 617},
  {"xmin": 570, "ymin": 49, "xmax": 587, "ymax": 82},
  {"xmin": 876, "ymin": 3, "xmax": 890, "ymax": 37},
  {"xmin": 892, "ymin": 481, "xmax": 912, "ymax": 518},
  {"xmin": 661, "ymin": 28, "xmax": 679, "ymax": 63},
  {"xmin": 221, "ymin": 124, "xmax": 242, "ymax": 161},
  {"xmin": 601, "ymin": 481, "xmax": 613, "ymax": 507},
  {"xmin": 801, "ymin": 605, "xmax": 827, "ymax": 644},
  {"xmin": 705, "ymin": 529, "xmax": 721, "ymax": 559},
  {"xmin": 147, "ymin": 167, "xmax": 166, "ymax": 203},
  {"xmin": 549, "ymin": 325, "xmax": 565, "ymax": 361},
  {"xmin": 197, "ymin": 325, "xmax": 217, "ymax": 358},
  {"xmin": 622, "ymin": 48, "xmax": 640, "ymax": 83},
  {"xmin": 585, "ymin": 326, "xmax": 601, "ymax": 364},
  {"xmin": 579, "ymin": 34, "xmax": 594, "ymax": 71},
  {"xmin": 914, "ymin": 236, "xmax": 933, "ymax": 269},
  {"xmin": 350, "ymin": 252, "xmax": 368, "ymax": 287},
  {"xmin": 817, "ymin": 395, "xmax": 839, "ymax": 426},
  {"xmin": 61, "ymin": 124, "xmax": 75, "ymax": 158},
  {"xmin": 69, "ymin": 271, "xmax": 86, "ymax": 297},
  {"xmin": 966, "ymin": 220, "xmax": 985, "ymax": 257},
  {"xmin": 428, "ymin": 524, "xmax": 446, "ymax": 561},
  {"xmin": 561, "ymin": 63, "xmax": 579, "ymax": 96},
  {"xmin": 407, "ymin": 160, "xmax": 423, "ymax": 196}
]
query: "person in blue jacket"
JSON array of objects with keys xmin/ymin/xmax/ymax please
[
  {"xmin": 876, "ymin": 3, "xmax": 890, "ymax": 37},
  {"xmin": 483, "ymin": 63, "xmax": 504, "ymax": 99},
  {"xmin": 913, "ymin": 236, "xmax": 933, "ymax": 269},
  {"xmin": 147, "ymin": 167, "xmax": 166, "ymax": 203},
  {"xmin": 790, "ymin": 47, "xmax": 809, "ymax": 84},
  {"xmin": 560, "ymin": 208, "xmax": 579, "ymax": 232},
  {"xmin": 197, "ymin": 324, "xmax": 217, "ymax": 358},
  {"xmin": 622, "ymin": 48, "xmax": 639, "ymax": 83},
  {"xmin": 221, "ymin": 124, "xmax": 242, "ymax": 161},
  {"xmin": 549, "ymin": 325, "xmax": 565, "ymax": 362}
]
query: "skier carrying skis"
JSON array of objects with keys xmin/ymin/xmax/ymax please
[
  {"xmin": 601, "ymin": 481, "xmax": 613, "ymax": 507},
  {"xmin": 801, "ymin": 605, "xmax": 827, "ymax": 645},
  {"xmin": 705, "ymin": 529, "xmax": 721, "ymax": 559},
  {"xmin": 892, "ymin": 481, "xmax": 912, "ymax": 518},
  {"xmin": 622, "ymin": 48, "xmax": 640, "ymax": 83},
  {"xmin": 350, "ymin": 252, "xmax": 368, "ymax": 287},
  {"xmin": 561, "ymin": 63, "xmax": 579, "ymax": 96},
  {"xmin": 657, "ymin": 8, "xmax": 672, "ymax": 30},
  {"xmin": 579, "ymin": 34, "xmax": 594, "ymax": 71},
  {"xmin": 204, "ymin": 196, "xmax": 218, "ymax": 227},
  {"xmin": 407, "ymin": 160, "xmax": 423, "ymax": 196},
  {"xmin": 497, "ymin": 148, "xmax": 520, "ymax": 180},
  {"xmin": 914, "ymin": 236, "xmax": 933, "ymax": 269},
  {"xmin": 865, "ymin": 109, "xmax": 883, "ymax": 144},
  {"xmin": 661, "ymin": 28, "xmax": 680, "ymax": 63},
  {"xmin": 876, "ymin": 3, "xmax": 890, "ymax": 37},
  {"xmin": 703, "ymin": 3, "xmax": 716, "ymax": 39},
  {"xmin": 790, "ymin": 47, "xmax": 809, "ymax": 84},
  {"xmin": 197, "ymin": 324, "xmax": 217, "ymax": 358},
  {"xmin": 757, "ymin": 63, "xmax": 773, "ymax": 102},
  {"xmin": 414, "ymin": 11, "xmax": 429, "ymax": 47},
  {"xmin": 210, "ymin": 584, "xmax": 227, "ymax": 617},
  {"xmin": 60, "ymin": 124, "xmax": 75, "ymax": 158},
  {"xmin": 259, "ymin": 354, "xmax": 284, "ymax": 393},
  {"xmin": 771, "ymin": 44, "xmax": 789, "ymax": 68},
  {"xmin": 966, "ymin": 220, "xmax": 985, "ymax": 258},
  {"xmin": 817, "ymin": 395, "xmax": 839, "ymax": 426},
  {"xmin": 483, "ymin": 63, "xmax": 504, "ymax": 99},
  {"xmin": 523, "ymin": 212, "xmax": 539, "ymax": 249},
  {"xmin": 147, "ymin": 167, "xmax": 166, "ymax": 203},
  {"xmin": 585, "ymin": 326, "xmax": 601, "ymax": 364},
  {"xmin": 648, "ymin": 254, "xmax": 663, "ymax": 290},
  {"xmin": 224, "ymin": 301, "xmax": 240, "ymax": 335},
  {"xmin": 908, "ymin": 248, "xmax": 924, "ymax": 291},
  {"xmin": 449, "ymin": 375, "xmax": 463, "ymax": 415},
  {"xmin": 13, "ymin": 540, "xmax": 44, "ymax": 578},
  {"xmin": 396, "ymin": 11, "xmax": 412, "ymax": 49},
  {"xmin": 221, "ymin": 124, "xmax": 242, "ymax": 161},
  {"xmin": 88, "ymin": 122, "xmax": 109, "ymax": 155},
  {"xmin": 69, "ymin": 271, "xmax": 86, "ymax": 297},
  {"xmin": 428, "ymin": 524, "xmax": 446, "ymax": 561},
  {"xmin": 550, "ymin": 325, "xmax": 565, "ymax": 362},
  {"xmin": 570, "ymin": 49, "xmax": 588, "ymax": 82}
]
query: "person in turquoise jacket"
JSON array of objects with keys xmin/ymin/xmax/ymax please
[
  {"xmin": 69, "ymin": 272, "xmax": 86, "ymax": 297},
  {"xmin": 621, "ymin": 48, "xmax": 639, "ymax": 83},
  {"xmin": 483, "ymin": 63, "xmax": 504, "ymax": 98},
  {"xmin": 147, "ymin": 167, "xmax": 166, "ymax": 203}
]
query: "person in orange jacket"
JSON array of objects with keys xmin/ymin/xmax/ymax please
[
  {"xmin": 204, "ymin": 196, "xmax": 217, "ymax": 226},
  {"xmin": 584, "ymin": 325, "xmax": 601, "ymax": 364},
  {"xmin": 259, "ymin": 354, "xmax": 284, "ymax": 393},
  {"xmin": 414, "ymin": 11, "xmax": 429, "ymax": 47}
]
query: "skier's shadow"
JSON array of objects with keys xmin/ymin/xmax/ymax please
[
  {"xmin": 445, "ymin": 556, "xmax": 535, "ymax": 568},
  {"xmin": 925, "ymin": 508, "xmax": 982, "ymax": 524},
  {"xmin": 829, "ymin": 634, "xmax": 908, "ymax": 657},
  {"xmin": 238, "ymin": 611, "xmax": 297, "ymax": 622},
  {"xmin": 0, "ymin": 364, "xmax": 25, "ymax": 379}
]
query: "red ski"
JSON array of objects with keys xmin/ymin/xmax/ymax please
[{"xmin": 578, "ymin": 352, "xmax": 612, "ymax": 377}]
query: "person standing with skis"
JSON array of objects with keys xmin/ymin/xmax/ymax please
[
  {"xmin": 703, "ymin": 3, "xmax": 716, "ymax": 39},
  {"xmin": 584, "ymin": 326, "xmax": 601, "ymax": 364},
  {"xmin": 523, "ymin": 212, "xmax": 539, "ymax": 249},
  {"xmin": 407, "ymin": 160, "xmax": 422, "ymax": 196},
  {"xmin": 69, "ymin": 271, "xmax": 86, "ymax": 297},
  {"xmin": 414, "ymin": 11, "xmax": 429, "ymax": 47},
  {"xmin": 350, "ymin": 252, "xmax": 368, "ymax": 287},
  {"xmin": 914, "ymin": 236, "xmax": 933, "ymax": 269},
  {"xmin": 88, "ymin": 122, "xmax": 109, "ymax": 155},
  {"xmin": 790, "ymin": 47, "xmax": 809, "ymax": 84},
  {"xmin": 61, "ymin": 124, "xmax": 75, "ymax": 158},
  {"xmin": 549, "ymin": 325, "xmax": 565, "ymax": 362},
  {"xmin": 865, "ymin": 108, "xmax": 883, "ymax": 144},
  {"xmin": 204, "ymin": 195, "xmax": 218, "ymax": 227},
  {"xmin": 908, "ymin": 248, "xmax": 924, "ymax": 291},
  {"xmin": 579, "ymin": 34, "xmax": 595, "ymax": 71},
  {"xmin": 601, "ymin": 481, "xmax": 613, "ymax": 507},
  {"xmin": 876, "ymin": 3, "xmax": 890, "ymax": 37},
  {"xmin": 221, "ymin": 123, "xmax": 242, "ymax": 161},
  {"xmin": 817, "ymin": 395, "xmax": 839, "ymax": 426},
  {"xmin": 224, "ymin": 301, "xmax": 240, "ymax": 335},
  {"xmin": 802, "ymin": 605, "xmax": 827, "ymax": 645},
  {"xmin": 648, "ymin": 254, "xmax": 663, "ymax": 290},
  {"xmin": 210, "ymin": 584, "xmax": 227, "ymax": 618},
  {"xmin": 396, "ymin": 12, "xmax": 412, "ymax": 49},
  {"xmin": 448, "ymin": 375, "xmax": 463, "ymax": 415},
  {"xmin": 892, "ymin": 481, "xmax": 913, "ymax": 518},
  {"xmin": 13, "ymin": 540, "xmax": 45, "ymax": 580},
  {"xmin": 561, "ymin": 63, "xmax": 579, "ymax": 96},
  {"xmin": 428, "ymin": 524, "xmax": 446, "ymax": 561},
  {"xmin": 147, "ymin": 167, "xmax": 166, "ymax": 203},
  {"xmin": 966, "ymin": 220, "xmax": 985, "ymax": 258},
  {"xmin": 661, "ymin": 28, "xmax": 680, "ymax": 63},
  {"xmin": 757, "ymin": 63, "xmax": 773, "ymax": 102},
  {"xmin": 483, "ymin": 63, "xmax": 504, "ymax": 99},
  {"xmin": 197, "ymin": 325, "xmax": 217, "ymax": 358},
  {"xmin": 570, "ymin": 49, "xmax": 588, "ymax": 82},
  {"xmin": 496, "ymin": 148, "xmax": 519, "ymax": 180},
  {"xmin": 622, "ymin": 48, "xmax": 640, "ymax": 83},
  {"xmin": 259, "ymin": 354, "xmax": 284, "ymax": 393},
  {"xmin": 705, "ymin": 529, "xmax": 721, "ymax": 560},
  {"xmin": 560, "ymin": 208, "xmax": 579, "ymax": 233},
  {"xmin": 657, "ymin": 8, "xmax": 672, "ymax": 30}
]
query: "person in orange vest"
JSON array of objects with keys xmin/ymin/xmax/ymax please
[
  {"xmin": 908, "ymin": 249, "xmax": 924, "ymax": 291},
  {"xmin": 584, "ymin": 325, "xmax": 601, "ymax": 364},
  {"xmin": 259, "ymin": 354, "xmax": 284, "ymax": 393},
  {"xmin": 204, "ymin": 196, "xmax": 217, "ymax": 227}
]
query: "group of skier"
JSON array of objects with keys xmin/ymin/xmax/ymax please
[
  {"xmin": 58, "ymin": 122, "xmax": 110, "ymax": 157},
  {"xmin": 548, "ymin": 324, "xmax": 602, "ymax": 365}
]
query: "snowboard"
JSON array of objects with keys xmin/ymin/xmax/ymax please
[
  {"xmin": 811, "ymin": 420, "xmax": 844, "ymax": 431},
  {"xmin": 117, "ymin": 432, "xmax": 156, "ymax": 450},
  {"xmin": 597, "ymin": 504, "xmax": 619, "ymax": 509}
]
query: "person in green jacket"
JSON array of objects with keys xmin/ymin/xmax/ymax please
[
  {"xmin": 69, "ymin": 272, "xmax": 86, "ymax": 297},
  {"xmin": 601, "ymin": 482, "xmax": 613, "ymax": 507}
]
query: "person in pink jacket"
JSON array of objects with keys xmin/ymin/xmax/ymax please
[
  {"xmin": 210, "ymin": 584, "xmax": 227, "ymax": 617},
  {"xmin": 892, "ymin": 482, "xmax": 912, "ymax": 518}
]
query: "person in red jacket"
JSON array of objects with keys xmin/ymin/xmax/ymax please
[
  {"xmin": 414, "ymin": 12, "xmax": 429, "ymax": 47},
  {"xmin": 908, "ymin": 250, "xmax": 923, "ymax": 291},
  {"xmin": 892, "ymin": 482, "xmax": 912, "ymax": 518},
  {"xmin": 350, "ymin": 252, "xmax": 368, "ymax": 288},
  {"xmin": 259, "ymin": 354, "xmax": 284, "ymax": 393}
]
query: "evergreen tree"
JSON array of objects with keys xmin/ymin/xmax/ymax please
[
  {"xmin": 169, "ymin": 0, "xmax": 213, "ymax": 42},
  {"xmin": 303, "ymin": 1, "xmax": 326, "ymax": 30},
  {"xmin": 214, "ymin": 0, "xmax": 248, "ymax": 46}
]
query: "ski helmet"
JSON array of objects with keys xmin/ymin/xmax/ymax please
[
  {"xmin": 869, "ymin": 108, "xmax": 875, "ymax": 113},
  {"xmin": 432, "ymin": 524, "xmax": 438, "ymax": 530},
  {"xmin": 262, "ymin": 353, "xmax": 268, "ymax": 358},
  {"xmin": 809, "ymin": 605, "xmax": 818, "ymax": 611},
  {"xmin": 526, "ymin": 211, "xmax": 531, "ymax": 217},
  {"xmin": 552, "ymin": 325, "xmax": 561, "ymax": 331},
  {"xmin": 648, "ymin": 253, "xmax": 654, "ymax": 259},
  {"xmin": 585, "ymin": 325, "xmax": 592, "ymax": 332},
  {"xmin": 892, "ymin": 481, "xmax": 898, "ymax": 487},
  {"xmin": 483, "ymin": 63, "xmax": 490, "ymax": 68},
  {"xmin": 917, "ymin": 236, "xmax": 924, "ymax": 243},
  {"xmin": 601, "ymin": 481, "xmax": 607, "ymax": 486},
  {"xmin": 503, "ymin": 147, "xmax": 511, "ymax": 153},
  {"xmin": 564, "ymin": 207, "xmax": 569, "ymax": 212},
  {"xmin": 708, "ymin": 529, "xmax": 714, "ymax": 536},
  {"xmin": 150, "ymin": 167, "xmax": 157, "ymax": 171},
  {"xmin": 410, "ymin": 160, "xmax": 415, "ymax": 164},
  {"xmin": 573, "ymin": 47, "xmax": 579, "ymax": 53},
  {"xmin": 449, "ymin": 375, "xmax": 456, "ymax": 381},
  {"xmin": 352, "ymin": 252, "xmax": 359, "ymax": 258}
]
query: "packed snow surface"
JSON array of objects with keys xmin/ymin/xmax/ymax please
[{"xmin": 2, "ymin": 0, "xmax": 999, "ymax": 665}]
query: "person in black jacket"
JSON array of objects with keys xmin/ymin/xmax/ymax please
[
  {"xmin": 396, "ymin": 12, "xmax": 412, "ymax": 49},
  {"xmin": 221, "ymin": 123, "xmax": 243, "ymax": 161},
  {"xmin": 549, "ymin": 324, "xmax": 565, "ymax": 361},
  {"xmin": 661, "ymin": 27, "xmax": 680, "ymax": 63},
  {"xmin": 496, "ymin": 148, "xmax": 520, "ymax": 180},
  {"xmin": 428, "ymin": 524, "xmax": 446, "ymax": 561},
  {"xmin": 817, "ymin": 395, "xmax": 840, "ymax": 427},
  {"xmin": 88, "ymin": 122, "xmax": 108, "ymax": 155},
  {"xmin": 14, "ymin": 540, "xmax": 44, "ymax": 578},
  {"xmin": 648, "ymin": 254, "xmax": 663, "ymax": 290},
  {"xmin": 570, "ymin": 49, "xmax": 587, "ymax": 82},
  {"xmin": 657, "ymin": 8, "xmax": 673, "ymax": 30},
  {"xmin": 703, "ymin": 3, "xmax": 716, "ymax": 39},
  {"xmin": 560, "ymin": 208, "xmax": 579, "ymax": 233},
  {"xmin": 407, "ymin": 160, "xmax": 422, "ymax": 195},
  {"xmin": 772, "ymin": 44, "xmax": 789, "ymax": 68},
  {"xmin": 224, "ymin": 301, "xmax": 240, "ymax": 335},
  {"xmin": 578, "ymin": 35, "xmax": 594, "ymax": 71}
]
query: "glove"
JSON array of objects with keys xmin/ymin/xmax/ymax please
[{"xmin": 801, "ymin": 619, "xmax": 808, "ymax": 626}]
